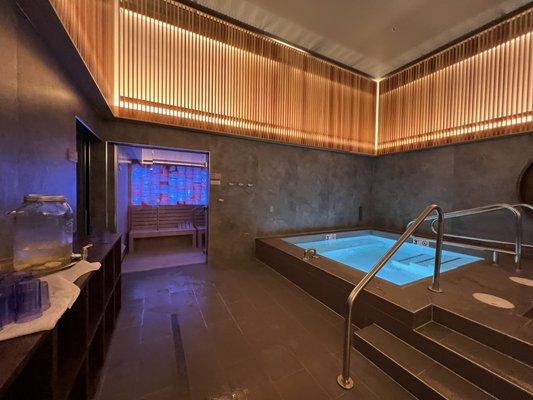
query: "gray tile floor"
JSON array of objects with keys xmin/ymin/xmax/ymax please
[
  {"xmin": 122, "ymin": 248, "xmax": 206, "ymax": 273},
  {"xmin": 95, "ymin": 260, "xmax": 412, "ymax": 400}
]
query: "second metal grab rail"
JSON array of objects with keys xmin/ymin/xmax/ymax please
[
  {"xmin": 337, "ymin": 204, "xmax": 444, "ymax": 390},
  {"xmin": 424, "ymin": 203, "xmax": 532, "ymax": 270}
]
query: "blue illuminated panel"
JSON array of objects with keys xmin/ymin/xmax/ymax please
[{"xmin": 131, "ymin": 164, "xmax": 208, "ymax": 205}]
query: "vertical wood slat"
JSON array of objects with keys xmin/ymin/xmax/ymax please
[
  {"xmin": 48, "ymin": 1, "xmax": 531, "ymax": 155},
  {"xmin": 50, "ymin": 0, "xmax": 376, "ymax": 153},
  {"xmin": 378, "ymin": 7, "xmax": 533, "ymax": 154},
  {"xmin": 113, "ymin": 0, "xmax": 375, "ymax": 154},
  {"xmin": 49, "ymin": 0, "xmax": 115, "ymax": 108}
]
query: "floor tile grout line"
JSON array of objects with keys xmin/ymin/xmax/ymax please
[
  {"xmin": 256, "ymin": 259, "xmax": 346, "ymax": 313},
  {"xmin": 274, "ymin": 366, "xmax": 334, "ymax": 400},
  {"xmin": 108, "ymin": 262, "xmax": 408, "ymax": 400},
  {"xmin": 215, "ymin": 286, "xmax": 248, "ymax": 337},
  {"xmin": 299, "ymin": 362, "xmax": 336, "ymax": 400},
  {"xmin": 247, "ymin": 266, "xmax": 368, "ymax": 399},
  {"xmin": 191, "ymin": 284, "xmax": 209, "ymax": 330},
  {"xmin": 213, "ymin": 273, "xmax": 332, "ymax": 398},
  {"xmin": 342, "ymin": 348, "xmax": 412, "ymax": 400},
  {"xmin": 271, "ymin": 294, "xmax": 337, "ymax": 335}
]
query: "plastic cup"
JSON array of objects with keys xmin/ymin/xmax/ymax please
[
  {"xmin": 40, "ymin": 280, "xmax": 51, "ymax": 311},
  {"xmin": 15, "ymin": 277, "xmax": 42, "ymax": 323},
  {"xmin": 0, "ymin": 289, "xmax": 8, "ymax": 330},
  {"xmin": 0, "ymin": 281, "xmax": 16, "ymax": 328}
]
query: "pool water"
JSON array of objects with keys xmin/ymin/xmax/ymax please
[{"xmin": 285, "ymin": 234, "xmax": 483, "ymax": 286}]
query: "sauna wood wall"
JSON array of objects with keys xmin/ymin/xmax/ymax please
[{"xmin": 378, "ymin": 7, "xmax": 533, "ymax": 154}]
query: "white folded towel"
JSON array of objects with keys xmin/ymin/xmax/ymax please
[{"xmin": 0, "ymin": 260, "xmax": 101, "ymax": 342}]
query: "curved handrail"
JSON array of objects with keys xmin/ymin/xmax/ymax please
[
  {"xmin": 514, "ymin": 203, "xmax": 533, "ymax": 211},
  {"xmin": 425, "ymin": 203, "xmax": 525, "ymax": 269},
  {"xmin": 337, "ymin": 204, "xmax": 444, "ymax": 390},
  {"xmin": 406, "ymin": 203, "xmax": 517, "ymax": 228}
]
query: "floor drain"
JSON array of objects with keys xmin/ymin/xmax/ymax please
[
  {"xmin": 509, "ymin": 276, "xmax": 533, "ymax": 287},
  {"xmin": 472, "ymin": 293, "xmax": 515, "ymax": 309}
]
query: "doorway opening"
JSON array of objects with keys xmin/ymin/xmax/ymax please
[
  {"xmin": 115, "ymin": 144, "xmax": 209, "ymax": 273},
  {"xmin": 75, "ymin": 118, "xmax": 101, "ymax": 236}
]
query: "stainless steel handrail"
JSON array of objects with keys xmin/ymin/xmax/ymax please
[
  {"xmin": 420, "ymin": 203, "xmax": 530, "ymax": 270},
  {"xmin": 427, "ymin": 204, "xmax": 533, "ymax": 250},
  {"xmin": 337, "ymin": 204, "xmax": 444, "ymax": 390},
  {"xmin": 514, "ymin": 203, "xmax": 533, "ymax": 212},
  {"xmin": 407, "ymin": 203, "xmax": 518, "ymax": 228}
]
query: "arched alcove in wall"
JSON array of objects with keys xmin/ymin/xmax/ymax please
[{"xmin": 518, "ymin": 160, "xmax": 533, "ymax": 206}]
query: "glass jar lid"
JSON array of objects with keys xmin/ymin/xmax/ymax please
[{"xmin": 24, "ymin": 194, "xmax": 67, "ymax": 202}]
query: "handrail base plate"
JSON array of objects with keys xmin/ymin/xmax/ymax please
[
  {"xmin": 428, "ymin": 285, "xmax": 443, "ymax": 293},
  {"xmin": 337, "ymin": 375, "xmax": 354, "ymax": 389}
]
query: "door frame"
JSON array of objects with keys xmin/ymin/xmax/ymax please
[
  {"xmin": 75, "ymin": 117, "xmax": 102, "ymax": 236},
  {"xmin": 109, "ymin": 141, "xmax": 211, "ymax": 262}
]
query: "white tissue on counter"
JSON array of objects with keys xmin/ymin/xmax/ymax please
[{"xmin": 0, "ymin": 260, "xmax": 101, "ymax": 341}]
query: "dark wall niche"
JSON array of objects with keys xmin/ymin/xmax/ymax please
[{"xmin": 518, "ymin": 160, "xmax": 533, "ymax": 205}]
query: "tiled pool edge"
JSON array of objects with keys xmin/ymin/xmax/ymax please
[
  {"xmin": 255, "ymin": 237, "xmax": 434, "ymax": 330},
  {"xmin": 283, "ymin": 231, "xmax": 483, "ymax": 286}
]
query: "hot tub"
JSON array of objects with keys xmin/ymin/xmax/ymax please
[{"xmin": 284, "ymin": 230, "xmax": 483, "ymax": 286}]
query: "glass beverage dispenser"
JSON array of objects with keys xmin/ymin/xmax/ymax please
[{"xmin": 10, "ymin": 195, "xmax": 74, "ymax": 272}]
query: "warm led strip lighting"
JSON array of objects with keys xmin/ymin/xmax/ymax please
[
  {"xmin": 48, "ymin": 0, "xmax": 532, "ymax": 155},
  {"xmin": 116, "ymin": 1, "xmax": 376, "ymax": 153},
  {"xmin": 118, "ymin": 8, "xmax": 365, "ymax": 114},
  {"xmin": 382, "ymin": 32, "xmax": 532, "ymax": 99},
  {"xmin": 379, "ymin": 115, "xmax": 533, "ymax": 150},
  {"xmin": 119, "ymin": 100, "xmax": 374, "ymax": 151},
  {"xmin": 378, "ymin": 8, "xmax": 533, "ymax": 153}
]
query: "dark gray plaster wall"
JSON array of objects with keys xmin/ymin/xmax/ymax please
[
  {"xmin": 102, "ymin": 120, "xmax": 374, "ymax": 262},
  {"xmin": 370, "ymin": 133, "xmax": 533, "ymax": 243},
  {"xmin": 0, "ymin": 0, "xmax": 101, "ymax": 261}
]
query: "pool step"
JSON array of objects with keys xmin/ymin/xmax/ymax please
[
  {"xmin": 433, "ymin": 306, "xmax": 533, "ymax": 366},
  {"xmin": 339, "ymin": 349, "xmax": 418, "ymax": 400},
  {"xmin": 416, "ymin": 321, "xmax": 533, "ymax": 400},
  {"xmin": 353, "ymin": 324, "xmax": 496, "ymax": 400}
]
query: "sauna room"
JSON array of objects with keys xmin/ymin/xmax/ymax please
[
  {"xmin": 0, "ymin": 1, "xmax": 532, "ymax": 399},
  {"xmin": 116, "ymin": 145, "xmax": 209, "ymax": 273}
]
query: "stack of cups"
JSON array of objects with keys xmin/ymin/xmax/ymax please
[{"xmin": 0, "ymin": 272, "xmax": 50, "ymax": 331}]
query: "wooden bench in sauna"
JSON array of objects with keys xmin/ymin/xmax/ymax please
[
  {"xmin": 193, "ymin": 206, "xmax": 207, "ymax": 249},
  {"xmin": 129, "ymin": 205, "xmax": 196, "ymax": 251}
]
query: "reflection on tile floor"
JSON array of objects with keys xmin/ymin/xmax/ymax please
[
  {"xmin": 122, "ymin": 249, "xmax": 206, "ymax": 273},
  {"xmin": 95, "ymin": 260, "xmax": 414, "ymax": 400}
]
